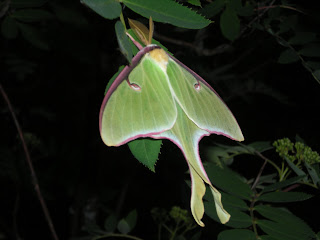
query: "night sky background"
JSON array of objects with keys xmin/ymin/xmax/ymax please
[{"xmin": 1, "ymin": 0, "xmax": 320, "ymax": 239}]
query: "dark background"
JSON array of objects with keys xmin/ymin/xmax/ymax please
[{"xmin": 1, "ymin": 0, "xmax": 320, "ymax": 239}]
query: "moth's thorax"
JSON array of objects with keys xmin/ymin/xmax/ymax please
[{"xmin": 149, "ymin": 48, "xmax": 169, "ymax": 71}]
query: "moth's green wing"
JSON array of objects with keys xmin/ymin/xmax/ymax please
[
  {"xmin": 156, "ymin": 104, "xmax": 230, "ymax": 226},
  {"xmin": 100, "ymin": 54, "xmax": 177, "ymax": 146},
  {"xmin": 166, "ymin": 58, "xmax": 244, "ymax": 141}
]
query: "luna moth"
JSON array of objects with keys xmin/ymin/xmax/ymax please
[{"xmin": 99, "ymin": 18, "xmax": 244, "ymax": 227}]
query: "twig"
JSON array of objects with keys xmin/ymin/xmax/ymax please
[
  {"xmin": 251, "ymin": 158, "xmax": 268, "ymax": 190},
  {"xmin": 0, "ymin": 83, "xmax": 59, "ymax": 240},
  {"xmin": 240, "ymin": 0, "xmax": 277, "ymax": 36},
  {"xmin": 282, "ymin": 183, "xmax": 300, "ymax": 192},
  {"xmin": 255, "ymin": 5, "xmax": 306, "ymax": 14},
  {"xmin": 255, "ymin": 151, "xmax": 281, "ymax": 175},
  {"xmin": 153, "ymin": 32, "xmax": 231, "ymax": 56}
]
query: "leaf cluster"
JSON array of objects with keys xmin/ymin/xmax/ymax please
[
  {"xmin": 151, "ymin": 206, "xmax": 199, "ymax": 240},
  {"xmin": 201, "ymin": 138, "xmax": 319, "ymax": 240},
  {"xmin": 80, "ymin": 209, "xmax": 139, "ymax": 240}
]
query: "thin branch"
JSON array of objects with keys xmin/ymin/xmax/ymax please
[
  {"xmin": 255, "ymin": 151, "xmax": 281, "ymax": 175},
  {"xmin": 251, "ymin": 159, "xmax": 268, "ymax": 190},
  {"xmin": 255, "ymin": 5, "xmax": 306, "ymax": 14},
  {"xmin": 282, "ymin": 183, "xmax": 300, "ymax": 192},
  {"xmin": 0, "ymin": 83, "xmax": 59, "ymax": 240},
  {"xmin": 240, "ymin": 0, "xmax": 277, "ymax": 36},
  {"xmin": 153, "ymin": 32, "xmax": 231, "ymax": 56}
]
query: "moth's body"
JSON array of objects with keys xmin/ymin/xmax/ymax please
[{"xmin": 148, "ymin": 48, "xmax": 169, "ymax": 71}]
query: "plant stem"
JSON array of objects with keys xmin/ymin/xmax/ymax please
[
  {"xmin": 169, "ymin": 220, "xmax": 181, "ymax": 240},
  {"xmin": 163, "ymin": 224, "xmax": 173, "ymax": 234},
  {"xmin": 120, "ymin": 12, "xmax": 126, "ymax": 30},
  {"xmin": 249, "ymin": 194, "xmax": 259, "ymax": 238},
  {"xmin": 255, "ymin": 151, "xmax": 281, "ymax": 175},
  {"xmin": 0, "ymin": 83, "xmax": 59, "ymax": 240},
  {"xmin": 157, "ymin": 224, "xmax": 162, "ymax": 240},
  {"xmin": 251, "ymin": 159, "xmax": 267, "ymax": 190}
]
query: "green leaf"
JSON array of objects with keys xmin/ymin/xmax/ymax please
[
  {"xmin": 304, "ymin": 162, "xmax": 320, "ymax": 186},
  {"xmin": 247, "ymin": 141, "xmax": 272, "ymax": 153},
  {"xmin": 250, "ymin": 174, "xmax": 277, "ymax": 189},
  {"xmin": 258, "ymin": 191, "xmax": 313, "ymax": 203},
  {"xmin": 278, "ymin": 48, "xmax": 299, "ymax": 64},
  {"xmin": 259, "ymin": 235, "xmax": 279, "ymax": 240},
  {"xmin": 257, "ymin": 219, "xmax": 315, "ymax": 240},
  {"xmin": 187, "ymin": 0, "xmax": 201, "ymax": 7},
  {"xmin": 17, "ymin": 23, "xmax": 49, "ymax": 50},
  {"xmin": 224, "ymin": 209, "xmax": 252, "ymax": 228},
  {"xmin": 11, "ymin": 0, "xmax": 47, "ymax": 8},
  {"xmin": 104, "ymin": 214, "xmax": 117, "ymax": 232},
  {"xmin": 198, "ymin": 0, "xmax": 226, "ymax": 18},
  {"xmin": 313, "ymin": 69, "xmax": 320, "ymax": 84},
  {"xmin": 117, "ymin": 219, "xmax": 131, "ymax": 234},
  {"xmin": 11, "ymin": 9, "xmax": 54, "ymax": 22},
  {"xmin": 125, "ymin": 209, "xmax": 137, "ymax": 230},
  {"xmin": 220, "ymin": 192, "xmax": 248, "ymax": 210},
  {"xmin": 276, "ymin": 37, "xmax": 290, "ymax": 47},
  {"xmin": 277, "ymin": 15, "xmax": 298, "ymax": 34},
  {"xmin": 204, "ymin": 201, "xmax": 252, "ymax": 228},
  {"xmin": 51, "ymin": 2, "xmax": 88, "ymax": 27},
  {"xmin": 122, "ymin": 0, "xmax": 211, "ymax": 29},
  {"xmin": 288, "ymin": 32, "xmax": 317, "ymax": 45},
  {"xmin": 205, "ymin": 146, "xmax": 234, "ymax": 166},
  {"xmin": 204, "ymin": 190, "xmax": 248, "ymax": 210},
  {"xmin": 261, "ymin": 175, "xmax": 306, "ymax": 193},
  {"xmin": 1, "ymin": 16, "xmax": 18, "ymax": 39},
  {"xmin": 115, "ymin": 21, "xmax": 133, "ymax": 63},
  {"xmin": 299, "ymin": 44, "xmax": 320, "ymax": 57},
  {"xmin": 255, "ymin": 205, "xmax": 315, "ymax": 238},
  {"xmin": 81, "ymin": 0, "xmax": 121, "ymax": 19},
  {"xmin": 128, "ymin": 138, "xmax": 162, "ymax": 172},
  {"xmin": 228, "ymin": 0, "xmax": 241, "ymax": 12},
  {"xmin": 117, "ymin": 210, "xmax": 137, "ymax": 234},
  {"xmin": 218, "ymin": 229, "xmax": 255, "ymax": 240},
  {"xmin": 220, "ymin": 4, "xmax": 240, "ymax": 41},
  {"xmin": 305, "ymin": 61, "xmax": 320, "ymax": 70},
  {"xmin": 236, "ymin": 3, "xmax": 254, "ymax": 17},
  {"xmin": 284, "ymin": 156, "xmax": 307, "ymax": 179},
  {"xmin": 205, "ymin": 163, "xmax": 253, "ymax": 200}
]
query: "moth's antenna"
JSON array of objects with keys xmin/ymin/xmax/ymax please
[{"xmin": 149, "ymin": 17, "xmax": 154, "ymax": 45}]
